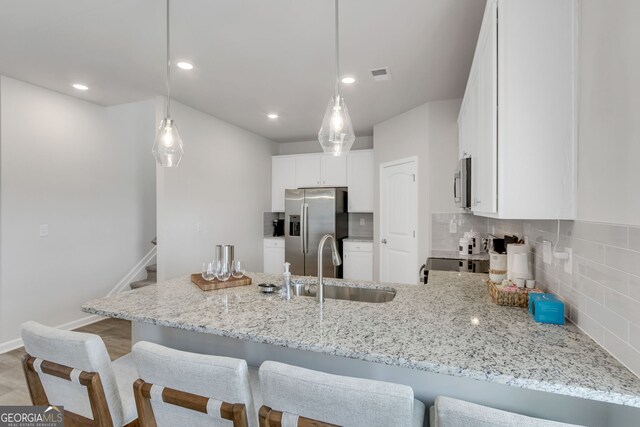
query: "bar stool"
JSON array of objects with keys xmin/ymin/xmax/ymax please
[
  {"xmin": 431, "ymin": 396, "xmax": 584, "ymax": 427},
  {"xmin": 258, "ymin": 361, "xmax": 425, "ymax": 427},
  {"xmin": 132, "ymin": 341, "xmax": 259, "ymax": 427},
  {"xmin": 21, "ymin": 321, "xmax": 139, "ymax": 426}
]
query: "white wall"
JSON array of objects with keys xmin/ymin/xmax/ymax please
[
  {"xmin": 373, "ymin": 103, "xmax": 429, "ymax": 282},
  {"xmin": 372, "ymin": 100, "xmax": 461, "ymax": 281},
  {"xmin": 577, "ymin": 0, "xmax": 640, "ymax": 226},
  {"xmin": 0, "ymin": 76, "xmax": 156, "ymax": 347},
  {"xmin": 428, "ymin": 99, "xmax": 462, "ymax": 213},
  {"xmin": 278, "ymin": 136, "xmax": 373, "ymax": 155},
  {"xmin": 156, "ymin": 100, "xmax": 278, "ymax": 281}
]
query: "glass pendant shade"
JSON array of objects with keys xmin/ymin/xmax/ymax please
[
  {"xmin": 318, "ymin": 94, "xmax": 355, "ymax": 156},
  {"xmin": 152, "ymin": 118, "xmax": 184, "ymax": 167}
]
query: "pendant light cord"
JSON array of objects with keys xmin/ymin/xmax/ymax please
[
  {"xmin": 334, "ymin": 0, "xmax": 340, "ymax": 97},
  {"xmin": 166, "ymin": 0, "xmax": 171, "ymax": 118}
]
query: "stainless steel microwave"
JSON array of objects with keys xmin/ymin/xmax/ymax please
[{"xmin": 454, "ymin": 157, "xmax": 471, "ymax": 210}]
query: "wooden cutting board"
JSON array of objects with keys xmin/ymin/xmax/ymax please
[{"xmin": 190, "ymin": 274, "xmax": 252, "ymax": 291}]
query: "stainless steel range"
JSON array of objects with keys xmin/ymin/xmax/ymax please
[{"xmin": 422, "ymin": 257, "xmax": 489, "ymax": 284}]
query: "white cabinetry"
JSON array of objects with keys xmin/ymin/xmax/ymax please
[
  {"xmin": 346, "ymin": 150, "xmax": 374, "ymax": 212},
  {"xmin": 458, "ymin": 0, "xmax": 577, "ymax": 219},
  {"xmin": 294, "ymin": 155, "xmax": 322, "ymax": 187},
  {"xmin": 271, "ymin": 151, "xmax": 372, "ymax": 212},
  {"xmin": 263, "ymin": 238, "xmax": 285, "ymax": 274},
  {"xmin": 320, "ymin": 155, "xmax": 347, "ymax": 187},
  {"xmin": 343, "ymin": 241, "xmax": 373, "ymax": 281},
  {"xmin": 294, "ymin": 154, "xmax": 347, "ymax": 188},
  {"xmin": 271, "ymin": 156, "xmax": 296, "ymax": 212}
]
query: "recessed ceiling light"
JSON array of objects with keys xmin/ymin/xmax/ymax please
[
  {"xmin": 267, "ymin": 113, "xmax": 279, "ymax": 119},
  {"xmin": 72, "ymin": 83, "xmax": 89, "ymax": 91},
  {"xmin": 176, "ymin": 62, "xmax": 193, "ymax": 70},
  {"xmin": 341, "ymin": 76, "xmax": 356, "ymax": 84}
]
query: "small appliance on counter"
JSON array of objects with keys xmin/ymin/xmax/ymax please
[
  {"xmin": 459, "ymin": 230, "xmax": 483, "ymax": 256},
  {"xmin": 422, "ymin": 257, "xmax": 489, "ymax": 284},
  {"xmin": 272, "ymin": 219, "xmax": 284, "ymax": 236}
]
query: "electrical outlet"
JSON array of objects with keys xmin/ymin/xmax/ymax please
[
  {"xmin": 543, "ymin": 241, "xmax": 552, "ymax": 264},
  {"xmin": 449, "ymin": 219, "xmax": 457, "ymax": 234},
  {"xmin": 196, "ymin": 222, "xmax": 203, "ymax": 232},
  {"xmin": 564, "ymin": 248, "xmax": 573, "ymax": 274},
  {"xmin": 39, "ymin": 224, "xmax": 49, "ymax": 237},
  {"xmin": 360, "ymin": 218, "xmax": 365, "ymax": 226}
]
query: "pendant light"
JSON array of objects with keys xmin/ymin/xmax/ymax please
[
  {"xmin": 318, "ymin": 0, "xmax": 355, "ymax": 156},
  {"xmin": 152, "ymin": 0, "xmax": 184, "ymax": 167}
]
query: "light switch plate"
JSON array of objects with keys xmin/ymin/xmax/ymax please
[
  {"xmin": 543, "ymin": 241, "xmax": 552, "ymax": 264},
  {"xmin": 449, "ymin": 219, "xmax": 457, "ymax": 234},
  {"xmin": 360, "ymin": 218, "xmax": 365, "ymax": 226},
  {"xmin": 564, "ymin": 247, "xmax": 573, "ymax": 274},
  {"xmin": 39, "ymin": 224, "xmax": 49, "ymax": 237},
  {"xmin": 196, "ymin": 222, "xmax": 203, "ymax": 232}
]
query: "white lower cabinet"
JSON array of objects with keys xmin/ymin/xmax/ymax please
[
  {"xmin": 263, "ymin": 238, "xmax": 284, "ymax": 274},
  {"xmin": 342, "ymin": 241, "xmax": 373, "ymax": 281}
]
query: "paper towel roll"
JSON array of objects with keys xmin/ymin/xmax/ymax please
[
  {"xmin": 507, "ymin": 243, "xmax": 529, "ymax": 280},
  {"xmin": 511, "ymin": 253, "xmax": 530, "ymax": 279}
]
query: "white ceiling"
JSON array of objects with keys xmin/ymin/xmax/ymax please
[{"xmin": 0, "ymin": 0, "xmax": 485, "ymax": 142}]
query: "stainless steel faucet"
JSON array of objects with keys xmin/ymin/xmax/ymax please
[{"xmin": 317, "ymin": 234, "xmax": 342, "ymax": 305}]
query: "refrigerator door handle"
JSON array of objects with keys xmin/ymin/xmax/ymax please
[
  {"xmin": 300, "ymin": 202, "xmax": 305, "ymax": 254},
  {"xmin": 303, "ymin": 203, "xmax": 309, "ymax": 254}
]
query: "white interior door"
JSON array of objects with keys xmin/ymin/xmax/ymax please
[{"xmin": 380, "ymin": 158, "xmax": 418, "ymax": 284}]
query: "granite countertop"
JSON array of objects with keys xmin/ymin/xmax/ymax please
[{"xmin": 82, "ymin": 271, "xmax": 640, "ymax": 408}]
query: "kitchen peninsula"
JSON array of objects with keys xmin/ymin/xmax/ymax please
[{"xmin": 82, "ymin": 271, "xmax": 640, "ymax": 426}]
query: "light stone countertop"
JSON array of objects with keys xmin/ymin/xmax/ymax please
[{"xmin": 82, "ymin": 271, "xmax": 640, "ymax": 408}]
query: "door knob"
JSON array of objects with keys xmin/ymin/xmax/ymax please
[{"xmin": 381, "ymin": 239, "xmax": 388, "ymax": 244}]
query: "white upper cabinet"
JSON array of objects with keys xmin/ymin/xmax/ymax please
[
  {"xmin": 294, "ymin": 154, "xmax": 322, "ymax": 187},
  {"xmin": 320, "ymin": 154, "xmax": 347, "ymax": 187},
  {"xmin": 471, "ymin": 0, "xmax": 498, "ymax": 214},
  {"xmin": 347, "ymin": 150, "xmax": 374, "ymax": 212},
  {"xmin": 294, "ymin": 153, "xmax": 347, "ymax": 188},
  {"xmin": 458, "ymin": 0, "xmax": 577, "ymax": 219},
  {"xmin": 271, "ymin": 151, "xmax": 371, "ymax": 212},
  {"xmin": 271, "ymin": 156, "xmax": 296, "ymax": 212}
]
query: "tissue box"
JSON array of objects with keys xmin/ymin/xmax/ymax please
[{"xmin": 529, "ymin": 293, "xmax": 565, "ymax": 325}]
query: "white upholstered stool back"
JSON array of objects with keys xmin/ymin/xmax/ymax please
[
  {"xmin": 132, "ymin": 341, "xmax": 258, "ymax": 427},
  {"xmin": 258, "ymin": 361, "xmax": 425, "ymax": 427},
  {"xmin": 433, "ymin": 396, "xmax": 584, "ymax": 427},
  {"xmin": 21, "ymin": 321, "xmax": 126, "ymax": 425}
]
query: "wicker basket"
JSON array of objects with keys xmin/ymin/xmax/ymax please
[{"xmin": 487, "ymin": 280, "xmax": 530, "ymax": 307}]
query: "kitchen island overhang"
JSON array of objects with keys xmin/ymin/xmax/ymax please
[{"xmin": 82, "ymin": 271, "xmax": 640, "ymax": 426}]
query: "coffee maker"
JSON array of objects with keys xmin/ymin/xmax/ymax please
[{"xmin": 272, "ymin": 219, "xmax": 284, "ymax": 236}]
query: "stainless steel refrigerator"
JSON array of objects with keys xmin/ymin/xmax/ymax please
[{"xmin": 285, "ymin": 188, "xmax": 348, "ymax": 278}]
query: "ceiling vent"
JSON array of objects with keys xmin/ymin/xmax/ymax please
[{"xmin": 370, "ymin": 67, "xmax": 391, "ymax": 81}]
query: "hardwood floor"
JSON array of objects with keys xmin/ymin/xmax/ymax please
[{"xmin": 0, "ymin": 318, "xmax": 131, "ymax": 405}]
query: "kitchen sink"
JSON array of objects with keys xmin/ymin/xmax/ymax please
[{"xmin": 292, "ymin": 282, "xmax": 396, "ymax": 303}]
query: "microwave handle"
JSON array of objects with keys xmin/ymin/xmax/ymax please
[{"xmin": 453, "ymin": 175, "xmax": 457, "ymax": 199}]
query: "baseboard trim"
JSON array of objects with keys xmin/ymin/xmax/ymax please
[
  {"xmin": 107, "ymin": 246, "xmax": 157, "ymax": 296},
  {"xmin": 0, "ymin": 314, "xmax": 103, "ymax": 354}
]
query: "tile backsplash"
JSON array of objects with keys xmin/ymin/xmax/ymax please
[
  {"xmin": 432, "ymin": 212, "xmax": 640, "ymax": 378},
  {"xmin": 348, "ymin": 213, "xmax": 374, "ymax": 239}
]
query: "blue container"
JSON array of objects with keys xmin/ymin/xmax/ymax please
[
  {"xmin": 528, "ymin": 293, "xmax": 555, "ymax": 315},
  {"xmin": 529, "ymin": 293, "xmax": 565, "ymax": 325}
]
